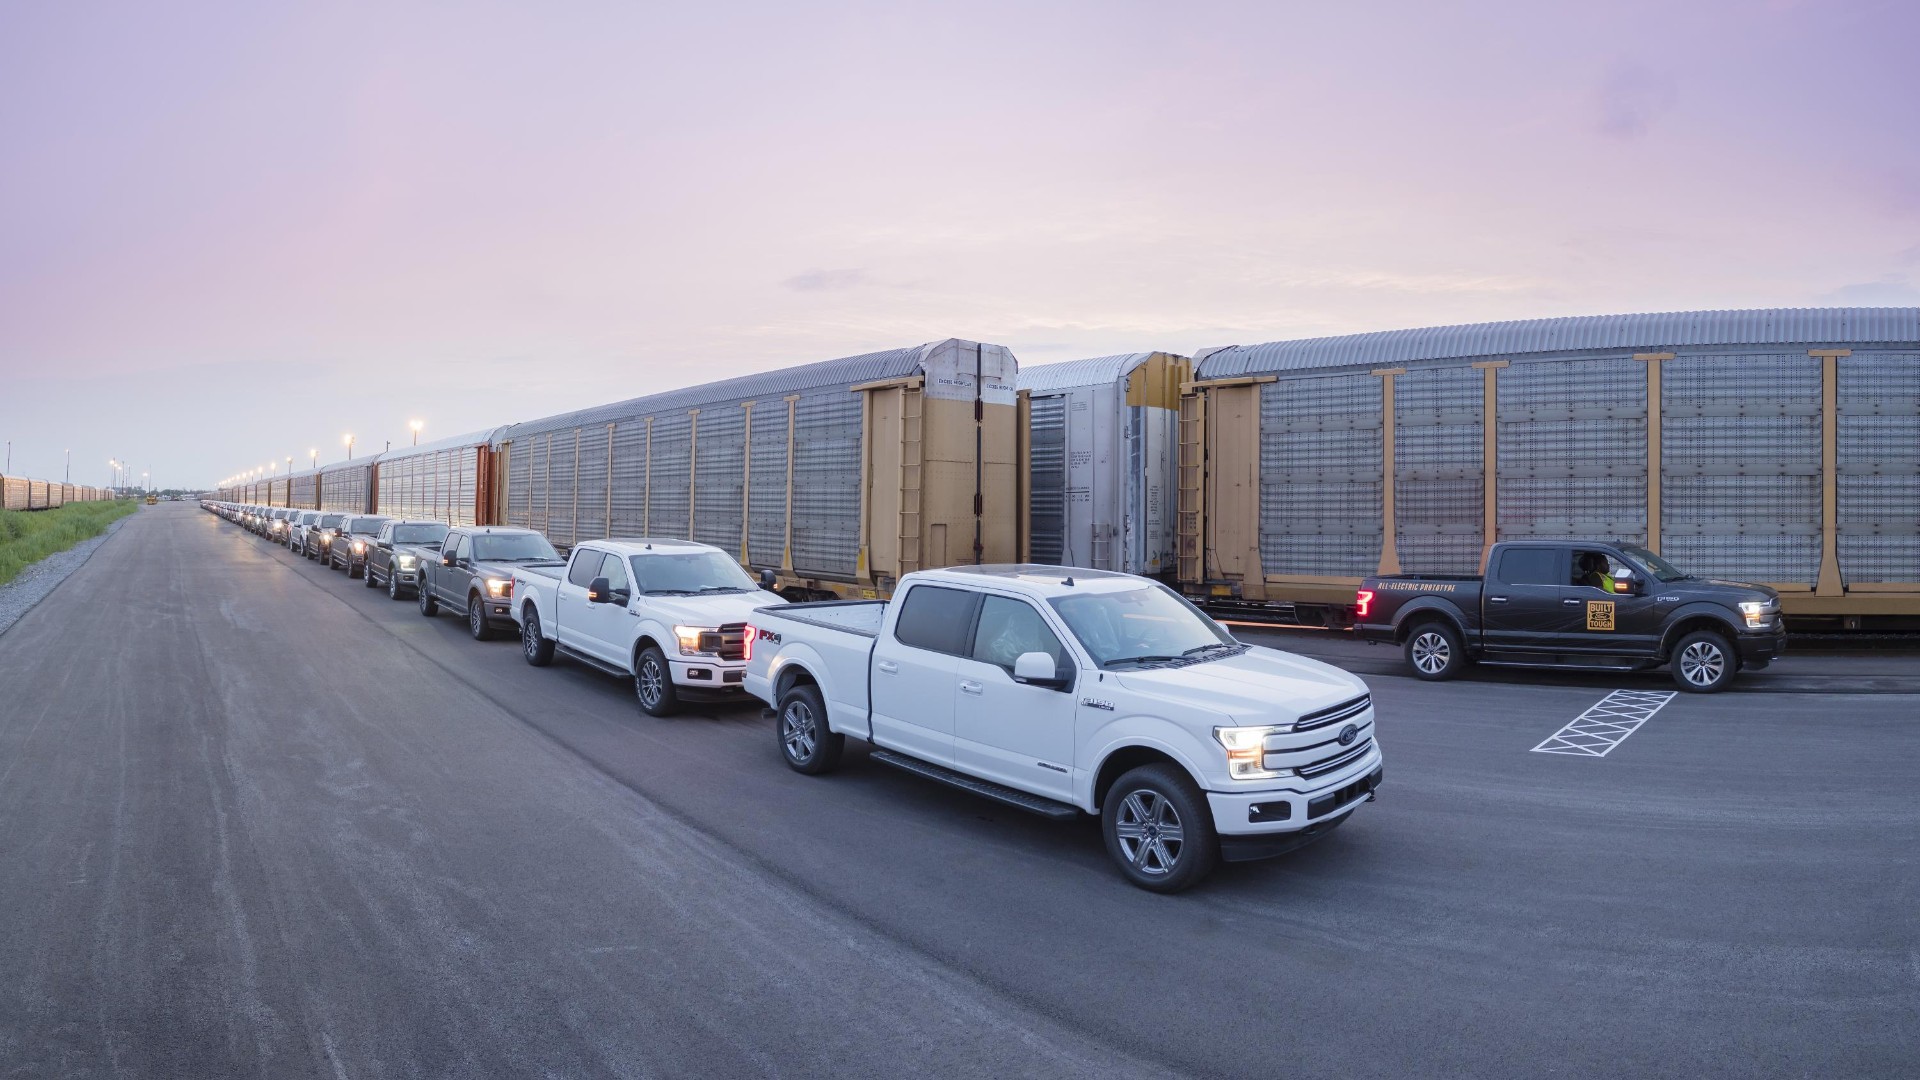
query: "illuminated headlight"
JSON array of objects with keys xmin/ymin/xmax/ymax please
[
  {"xmin": 485, "ymin": 577, "xmax": 512, "ymax": 598},
  {"xmin": 1739, "ymin": 600, "xmax": 1779, "ymax": 629},
  {"xmin": 1214, "ymin": 725, "xmax": 1285, "ymax": 780},
  {"xmin": 675, "ymin": 624, "xmax": 720, "ymax": 657},
  {"xmin": 352, "ymin": 541, "xmax": 366, "ymax": 554},
  {"xmin": 397, "ymin": 555, "xmax": 417, "ymax": 570}
]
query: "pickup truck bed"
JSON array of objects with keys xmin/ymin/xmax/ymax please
[{"xmin": 765, "ymin": 600, "xmax": 885, "ymax": 637}]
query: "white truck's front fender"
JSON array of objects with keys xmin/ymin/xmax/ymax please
[{"xmin": 1076, "ymin": 718, "xmax": 1220, "ymax": 813}]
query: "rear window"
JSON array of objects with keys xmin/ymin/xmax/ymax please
[
  {"xmin": 1497, "ymin": 547, "xmax": 1561, "ymax": 586},
  {"xmin": 892, "ymin": 585, "xmax": 981, "ymax": 656}
]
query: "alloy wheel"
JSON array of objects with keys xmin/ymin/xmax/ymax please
[
  {"xmin": 1680, "ymin": 641, "xmax": 1725, "ymax": 686},
  {"xmin": 1113, "ymin": 790, "xmax": 1184, "ymax": 876},
  {"xmin": 637, "ymin": 658, "xmax": 664, "ymax": 709},
  {"xmin": 781, "ymin": 700, "xmax": 817, "ymax": 762},
  {"xmin": 1410, "ymin": 631, "xmax": 1451, "ymax": 675}
]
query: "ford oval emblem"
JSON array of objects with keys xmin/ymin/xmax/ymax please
[{"xmin": 1338, "ymin": 723, "xmax": 1360, "ymax": 746}]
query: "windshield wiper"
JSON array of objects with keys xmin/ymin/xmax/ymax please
[
  {"xmin": 1107, "ymin": 654, "xmax": 1189, "ymax": 668},
  {"xmin": 644, "ymin": 589, "xmax": 697, "ymax": 596},
  {"xmin": 1182, "ymin": 642, "xmax": 1246, "ymax": 659},
  {"xmin": 695, "ymin": 585, "xmax": 749, "ymax": 593}
]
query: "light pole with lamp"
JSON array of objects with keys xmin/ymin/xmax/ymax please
[
  {"xmin": 410, "ymin": 419, "xmax": 424, "ymax": 446},
  {"xmin": 344, "ymin": 434, "xmax": 355, "ymax": 461}
]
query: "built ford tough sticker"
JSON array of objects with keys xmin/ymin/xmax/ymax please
[{"xmin": 1586, "ymin": 600, "xmax": 1616, "ymax": 631}]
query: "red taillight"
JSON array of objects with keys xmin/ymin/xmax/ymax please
[
  {"xmin": 742, "ymin": 624, "xmax": 757, "ymax": 662},
  {"xmin": 1355, "ymin": 589, "xmax": 1374, "ymax": 619}
]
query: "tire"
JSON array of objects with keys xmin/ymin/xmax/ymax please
[
  {"xmin": 388, "ymin": 568, "xmax": 404, "ymax": 601},
  {"xmin": 361, "ymin": 561, "xmax": 377, "ymax": 587},
  {"xmin": 633, "ymin": 645, "xmax": 679, "ymax": 716},
  {"xmin": 1404, "ymin": 620, "xmax": 1468, "ymax": 681},
  {"xmin": 1672, "ymin": 630, "xmax": 1735, "ymax": 693},
  {"xmin": 467, "ymin": 593, "xmax": 494, "ymax": 641},
  {"xmin": 776, "ymin": 682, "xmax": 843, "ymax": 774},
  {"xmin": 418, "ymin": 581, "xmax": 439, "ymax": 617},
  {"xmin": 1101, "ymin": 763, "xmax": 1220, "ymax": 894},
  {"xmin": 520, "ymin": 606, "xmax": 555, "ymax": 667}
]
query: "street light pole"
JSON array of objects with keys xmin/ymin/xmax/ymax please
[
  {"xmin": 410, "ymin": 419, "xmax": 424, "ymax": 446},
  {"xmin": 344, "ymin": 434, "xmax": 355, "ymax": 461}
]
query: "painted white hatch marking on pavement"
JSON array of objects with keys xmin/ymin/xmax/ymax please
[{"xmin": 1532, "ymin": 690, "xmax": 1678, "ymax": 757}]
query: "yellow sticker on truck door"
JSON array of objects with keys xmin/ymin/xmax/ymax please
[{"xmin": 1586, "ymin": 600, "xmax": 1616, "ymax": 631}]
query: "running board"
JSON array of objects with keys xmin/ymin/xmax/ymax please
[
  {"xmin": 868, "ymin": 750, "xmax": 1080, "ymax": 821},
  {"xmin": 556, "ymin": 643, "xmax": 629, "ymax": 678}
]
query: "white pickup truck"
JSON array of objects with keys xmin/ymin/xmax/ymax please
[
  {"xmin": 744, "ymin": 565, "xmax": 1383, "ymax": 892},
  {"xmin": 511, "ymin": 538, "xmax": 787, "ymax": 715}
]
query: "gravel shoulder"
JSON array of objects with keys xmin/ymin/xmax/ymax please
[{"xmin": 0, "ymin": 510, "xmax": 136, "ymax": 639}]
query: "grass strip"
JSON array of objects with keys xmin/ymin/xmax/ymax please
[{"xmin": 0, "ymin": 500, "xmax": 141, "ymax": 586}]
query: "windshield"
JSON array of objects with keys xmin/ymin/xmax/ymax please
[
  {"xmin": 318, "ymin": 514, "xmax": 346, "ymax": 529},
  {"xmin": 471, "ymin": 533, "xmax": 560, "ymax": 562},
  {"xmin": 628, "ymin": 551, "xmax": 758, "ymax": 594},
  {"xmin": 393, "ymin": 524, "xmax": 449, "ymax": 546},
  {"xmin": 1617, "ymin": 542, "xmax": 1690, "ymax": 582},
  {"xmin": 1049, "ymin": 585, "xmax": 1239, "ymax": 668}
]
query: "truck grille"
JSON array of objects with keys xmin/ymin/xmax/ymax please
[
  {"xmin": 1298, "ymin": 739, "xmax": 1373, "ymax": 780},
  {"xmin": 704, "ymin": 623, "xmax": 749, "ymax": 661},
  {"xmin": 1294, "ymin": 694, "xmax": 1370, "ymax": 732}
]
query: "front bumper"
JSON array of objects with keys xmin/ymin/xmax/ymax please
[
  {"xmin": 668, "ymin": 657, "xmax": 749, "ymax": 692},
  {"xmin": 1737, "ymin": 629, "xmax": 1785, "ymax": 666},
  {"xmin": 1206, "ymin": 750, "xmax": 1383, "ymax": 848}
]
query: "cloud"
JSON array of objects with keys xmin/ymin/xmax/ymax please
[
  {"xmin": 782, "ymin": 268, "xmax": 869, "ymax": 292},
  {"xmin": 1594, "ymin": 61, "xmax": 1677, "ymax": 140},
  {"xmin": 1819, "ymin": 275, "xmax": 1920, "ymax": 305}
]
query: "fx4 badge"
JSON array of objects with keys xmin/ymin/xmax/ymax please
[{"xmin": 1080, "ymin": 698, "xmax": 1115, "ymax": 711}]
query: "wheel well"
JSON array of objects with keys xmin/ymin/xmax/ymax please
[
  {"xmin": 1092, "ymin": 746, "xmax": 1185, "ymax": 811},
  {"xmin": 630, "ymin": 635, "xmax": 661, "ymax": 669},
  {"xmin": 774, "ymin": 664, "xmax": 818, "ymax": 699},
  {"xmin": 1395, "ymin": 610, "xmax": 1459, "ymax": 643},
  {"xmin": 1662, "ymin": 615, "xmax": 1736, "ymax": 658}
]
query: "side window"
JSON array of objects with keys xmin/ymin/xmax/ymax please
[
  {"xmin": 443, "ymin": 534, "xmax": 461, "ymax": 558},
  {"xmin": 1496, "ymin": 547, "xmax": 1561, "ymax": 586},
  {"xmin": 1571, "ymin": 549, "xmax": 1621, "ymax": 590},
  {"xmin": 892, "ymin": 585, "xmax": 981, "ymax": 656},
  {"xmin": 600, "ymin": 552, "xmax": 630, "ymax": 594},
  {"xmin": 567, "ymin": 550, "xmax": 601, "ymax": 587},
  {"xmin": 970, "ymin": 596, "xmax": 1068, "ymax": 676},
  {"xmin": 454, "ymin": 535, "xmax": 473, "ymax": 562}
]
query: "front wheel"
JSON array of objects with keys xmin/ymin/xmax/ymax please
[
  {"xmin": 418, "ymin": 581, "xmax": 439, "ymax": 617},
  {"xmin": 777, "ymin": 683, "xmax": 843, "ymax": 774},
  {"xmin": 1404, "ymin": 621, "xmax": 1469, "ymax": 681},
  {"xmin": 1101, "ymin": 764, "xmax": 1219, "ymax": 893},
  {"xmin": 467, "ymin": 594, "xmax": 494, "ymax": 641},
  {"xmin": 1672, "ymin": 630, "xmax": 1735, "ymax": 693},
  {"xmin": 361, "ymin": 562, "xmax": 377, "ymax": 587},
  {"xmin": 520, "ymin": 606, "xmax": 555, "ymax": 667},
  {"xmin": 633, "ymin": 645, "xmax": 679, "ymax": 716},
  {"xmin": 388, "ymin": 568, "xmax": 404, "ymax": 601}
]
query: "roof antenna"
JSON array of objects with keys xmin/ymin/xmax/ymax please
[{"xmin": 1061, "ymin": 576, "xmax": 1074, "ymax": 587}]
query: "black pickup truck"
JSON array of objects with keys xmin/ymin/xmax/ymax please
[{"xmin": 1354, "ymin": 540, "xmax": 1784, "ymax": 692}]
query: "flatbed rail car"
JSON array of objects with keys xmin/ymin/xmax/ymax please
[
  {"xmin": 487, "ymin": 339, "xmax": 1020, "ymax": 599},
  {"xmin": 1015, "ymin": 352, "xmax": 1189, "ymax": 578},
  {"xmin": 1177, "ymin": 307, "xmax": 1920, "ymax": 631}
]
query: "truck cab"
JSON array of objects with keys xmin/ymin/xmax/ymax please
[
  {"xmin": 511, "ymin": 538, "xmax": 787, "ymax": 716},
  {"xmin": 745, "ymin": 566, "xmax": 1382, "ymax": 893}
]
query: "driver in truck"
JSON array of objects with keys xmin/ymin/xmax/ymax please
[{"xmin": 1576, "ymin": 551, "xmax": 1618, "ymax": 593}]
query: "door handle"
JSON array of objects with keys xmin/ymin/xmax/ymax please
[
  {"xmin": 1562, "ymin": 597, "xmax": 1582, "ymax": 605},
  {"xmin": 959, "ymin": 680, "xmax": 983, "ymax": 695},
  {"xmin": 877, "ymin": 661, "xmax": 899, "ymax": 675},
  {"xmin": 1488, "ymin": 596, "xmax": 1509, "ymax": 604}
]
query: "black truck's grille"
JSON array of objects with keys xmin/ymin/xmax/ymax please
[
  {"xmin": 704, "ymin": 623, "xmax": 749, "ymax": 661},
  {"xmin": 1294, "ymin": 694, "xmax": 1371, "ymax": 732}
]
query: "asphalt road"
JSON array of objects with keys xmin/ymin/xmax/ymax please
[{"xmin": 2, "ymin": 503, "xmax": 1915, "ymax": 1079}]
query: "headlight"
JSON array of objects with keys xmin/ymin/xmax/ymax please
[
  {"xmin": 1214, "ymin": 725, "xmax": 1285, "ymax": 780},
  {"xmin": 485, "ymin": 577, "xmax": 512, "ymax": 598},
  {"xmin": 397, "ymin": 555, "xmax": 417, "ymax": 570},
  {"xmin": 1739, "ymin": 600, "xmax": 1778, "ymax": 629},
  {"xmin": 675, "ymin": 625, "xmax": 719, "ymax": 656},
  {"xmin": 352, "ymin": 541, "xmax": 366, "ymax": 554}
]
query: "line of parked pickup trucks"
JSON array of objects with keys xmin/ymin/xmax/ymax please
[{"xmin": 208, "ymin": 500, "xmax": 1386, "ymax": 892}]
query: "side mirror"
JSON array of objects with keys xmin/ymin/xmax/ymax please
[
  {"xmin": 759, "ymin": 568, "xmax": 778, "ymax": 591},
  {"xmin": 1612, "ymin": 567, "xmax": 1638, "ymax": 595},
  {"xmin": 588, "ymin": 576, "xmax": 613, "ymax": 604},
  {"xmin": 441, "ymin": 555, "xmax": 454, "ymax": 567},
  {"xmin": 1013, "ymin": 651, "xmax": 1069, "ymax": 690}
]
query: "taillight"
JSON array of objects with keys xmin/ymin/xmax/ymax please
[
  {"xmin": 1355, "ymin": 589, "xmax": 1374, "ymax": 618},
  {"xmin": 742, "ymin": 624, "xmax": 757, "ymax": 662}
]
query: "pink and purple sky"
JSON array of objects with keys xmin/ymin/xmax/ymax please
[{"xmin": 3, "ymin": 0, "xmax": 1916, "ymax": 486}]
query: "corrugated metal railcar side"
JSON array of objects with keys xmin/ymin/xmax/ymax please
[
  {"xmin": 1183, "ymin": 308, "xmax": 1920, "ymax": 627},
  {"xmin": 1, "ymin": 476, "xmax": 28, "ymax": 511},
  {"xmin": 489, "ymin": 339, "xmax": 1020, "ymax": 598},
  {"xmin": 28, "ymin": 480, "xmax": 50, "ymax": 510},
  {"xmin": 1016, "ymin": 352, "xmax": 1189, "ymax": 577},
  {"xmin": 317, "ymin": 462, "xmax": 376, "ymax": 514},
  {"xmin": 372, "ymin": 430, "xmax": 499, "ymax": 526}
]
